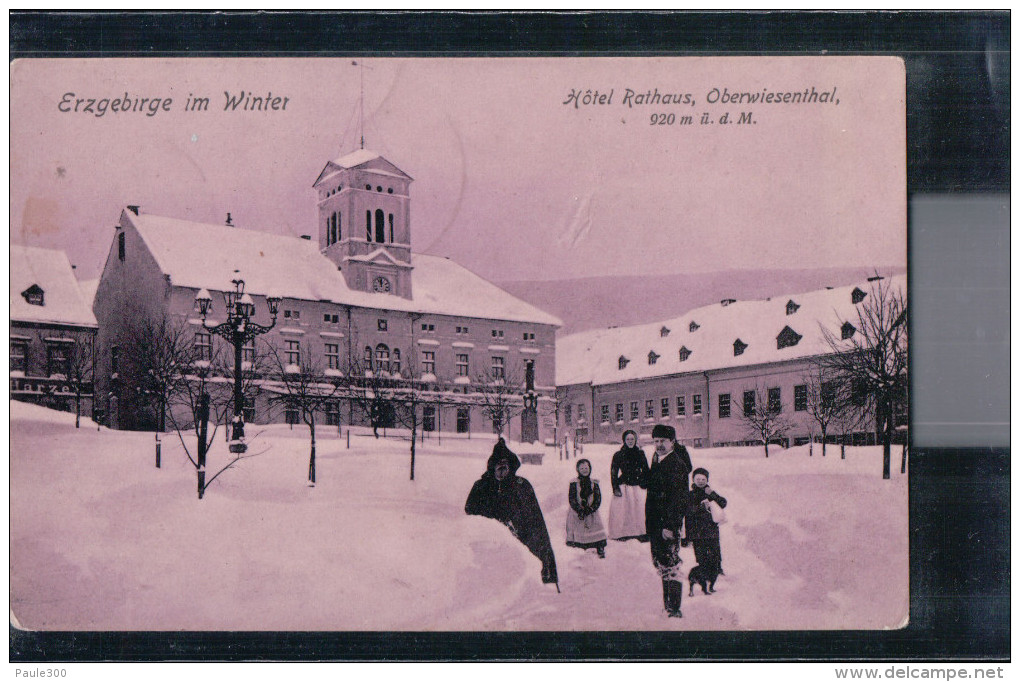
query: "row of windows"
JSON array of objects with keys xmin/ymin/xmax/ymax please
[
  {"xmin": 193, "ymin": 333, "xmax": 526, "ymax": 380},
  {"xmin": 270, "ymin": 309, "xmax": 536, "ymax": 341},
  {"xmin": 10, "ymin": 340, "xmax": 74, "ymax": 377},
  {"xmin": 582, "ymin": 394, "xmax": 707, "ymax": 425}
]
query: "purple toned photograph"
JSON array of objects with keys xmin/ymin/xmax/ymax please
[{"xmin": 10, "ymin": 56, "xmax": 907, "ymax": 631}]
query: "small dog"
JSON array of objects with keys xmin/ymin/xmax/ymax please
[{"xmin": 687, "ymin": 564, "xmax": 719, "ymax": 596}]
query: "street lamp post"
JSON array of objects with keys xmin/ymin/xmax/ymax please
[{"xmin": 195, "ymin": 273, "xmax": 281, "ymax": 455}]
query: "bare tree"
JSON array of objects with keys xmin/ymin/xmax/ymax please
[
  {"xmin": 121, "ymin": 314, "xmax": 196, "ymax": 465},
  {"xmin": 821, "ymin": 278, "xmax": 908, "ymax": 479},
  {"xmin": 347, "ymin": 358, "xmax": 395, "ymax": 439},
  {"xmin": 737, "ymin": 385, "xmax": 793, "ymax": 458},
  {"xmin": 801, "ymin": 365, "xmax": 844, "ymax": 457},
  {"xmin": 474, "ymin": 360, "xmax": 526, "ymax": 439},
  {"xmin": 40, "ymin": 329, "xmax": 100, "ymax": 428},
  {"xmin": 264, "ymin": 345, "xmax": 343, "ymax": 486}
]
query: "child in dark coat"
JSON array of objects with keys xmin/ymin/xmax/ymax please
[
  {"xmin": 682, "ymin": 467, "xmax": 727, "ymax": 588},
  {"xmin": 565, "ymin": 458, "xmax": 608, "ymax": 558}
]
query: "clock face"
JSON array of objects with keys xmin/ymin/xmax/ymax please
[{"xmin": 373, "ymin": 277, "xmax": 392, "ymax": 293}]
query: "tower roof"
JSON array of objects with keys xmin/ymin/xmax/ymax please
[{"xmin": 314, "ymin": 150, "xmax": 412, "ymax": 187}]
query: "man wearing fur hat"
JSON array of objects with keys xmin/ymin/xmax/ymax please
[{"xmin": 644, "ymin": 424, "xmax": 694, "ymax": 617}]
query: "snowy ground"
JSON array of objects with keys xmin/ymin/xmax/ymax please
[{"xmin": 10, "ymin": 402, "xmax": 908, "ymax": 631}]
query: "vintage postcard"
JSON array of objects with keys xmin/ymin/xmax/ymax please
[{"xmin": 10, "ymin": 56, "xmax": 907, "ymax": 631}]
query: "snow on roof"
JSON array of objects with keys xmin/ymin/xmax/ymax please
[
  {"xmin": 126, "ymin": 212, "xmax": 561, "ymax": 327},
  {"xmin": 332, "ymin": 149, "xmax": 382, "ymax": 169},
  {"xmin": 10, "ymin": 245, "xmax": 98, "ymax": 328},
  {"xmin": 556, "ymin": 275, "xmax": 906, "ymax": 387}
]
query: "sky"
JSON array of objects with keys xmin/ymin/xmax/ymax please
[{"xmin": 10, "ymin": 57, "xmax": 906, "ymax": 282}]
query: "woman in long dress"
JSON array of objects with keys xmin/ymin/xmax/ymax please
[
  {"xmin": 565, "ymin": 458, "xmax": 608, "ymax": 558},
  {"xmin": 608, "ymin": 430, "xmax": 650, "ymax": 541}
]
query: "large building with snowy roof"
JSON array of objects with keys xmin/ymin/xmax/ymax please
[
  {"xmin": 93, "ymin": 150, "xmax": 561, "ymax": 439},
  {"xmin": 10, "ymin": 244, "xmax": 99, "ymax": 417},
  {"xmin": 556, "ymin": 275, "xmax": 906, "ymax": 448}
]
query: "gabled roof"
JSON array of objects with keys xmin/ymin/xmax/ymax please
[
  {"xmin": 10, "ymin": 245, "xmax": 98, "ymax": 327},
  {"xmin": 556, "ymin": 275, "xmax": 906, "ymax": 387},
  {"xmin": 313, "ymin": 149, "xmax": 412, "ymax": 187},
  {"xmin": 122, "ymin": 211, "xmax": 560, "ymax": 327}
]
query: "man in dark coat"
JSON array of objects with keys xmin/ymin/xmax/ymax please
[
  {"xmin": 645, "ymin": 424, "xmax": 694, "ymax": 617},
  {"xmin": 465, "ymin": 439, "xmax": 558, "ymax": 585}
]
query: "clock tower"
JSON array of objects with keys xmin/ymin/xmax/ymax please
[{"xmin": 313, "ymin": 150, "xmax": 414, "ymax": 299}]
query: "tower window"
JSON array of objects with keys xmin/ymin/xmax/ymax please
[
  {"xmin": 366, "ymin": 210, "xmax": 372, "ymax": 241},
  {"xmin": 365, "ymin": 184, "xmax": 371, "ymax": 190},
  {"xmin": 388, "ymin": 213, "xmax": 394, "ymax": 242},
  {"xmin": 375, "ymin": 209, "xmax": 385, "ymax": 243},
  {"xmin": 387, "ymin": 188, "xmax": 393, "ymax": 194},
  {"xmin": 376, "ymin": 186, "xmax": 382, "ymax": 192}
]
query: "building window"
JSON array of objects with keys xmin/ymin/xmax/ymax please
[
  {"xmin": 678, "ymin": 346, "xmax": 692, "ymax": 362},
  {"xmin": 645, "ymin": 399, "xmax": 654, "ymax": 419},
  {"xmin": 243, "ymin": 397, "xmax": 256, "ymax": 423},
  {"xmin": 676, "ymin": 395, "xmax": 686, "ymax": 416},
  {"xmin": 618, "ymin": 355, "xmax": 630, "ymax": 370},
  {"xmin": 325, "ymin": 343, "xmax": 340, "ymax": 370},
  {"xmin": 689, "ymin": 321, "xmax": 700, "ymax": 332},
  {"xmin": 391, "ymin": 349, "xmax": 401, "ymax": 374},
  {"xmin": 523, "ymin": 332, "xmax": 535, "ymax": 342},
  {"xmin": 660, "ymin": 326, "xmax": 670, "ymax": 337},
  {"xmin": 777, "ymin": 326, "xmax": 803, "ymax": 349},
  {"xmin": 285, "ymin": 404, "xmax": 300, "ymax": 425},
  {"xmin": 363, "ymin": 346, "xmax": 373, "ymax": 371},
  {"xmin": 11, "ymin": 341, "xmax": 27, "ymax": 373},
  {"xmin": 242, "ymin": 339, "xmax": 254, "ymax": 363},
  {"xmin": 786, "ymin": 300, "xmax": 800, "ymax": 315},
  {"xmin": 577, "ymin": 404, "xmax": 587, "ymax": 423},
  {"xmin": 692, "ymin": 394, "xmax": 703, "ymax": 415},
  {"xmin": 852, "ymin": 287, "xmax": 867, "ymax": 304},
  {"xmin": 564, "ymin": 404, "xmax": 573, "ymax": 424},
  {"xmin": 615, "ymin": 403, "xmax": 624, "ymax": 422},
  {"xmin": 490, "ymin": 356, "xmax": 505, "ymax": 380},
  {"xmin": 648, "ymin": 351, "xmax": 660, "ymax": 365},
  {"xmin": 733, "ymin": 339, "xmax": 748, "ymax": 356},
  {"xmin": 325, "ymin": 400, "xmax": 341, "ymax": 426},
  {"xmin": 375, "ymin": 344, "xmax": 390, "ymax": 372},
  {"xmin": 841, "ymin": 321, "xmax": 857, "ymax": 340},
  {"xmin": 794, "ymin": 384, "xmax": 807, "ymax": 411},
  {"xmin": 286, "ymin": 340, "xmax": 301, "ymax": 366},
  {"xmin": 630, "ymin": 401, "xmax": 639, "ymax": 421},
  {"xmin": 768, "ymin": 387, "xmax": 782, "ymax": 413},
  {"xmin": 118, "ymin": 232, "xmax": 125, "ymax": 261},
  {"xmin": 456, "ymin": 326, "xmax": 469, "ymax": 334},
  {"xmin": 743, "ymin": 390, "xmax": 756, "ymax": 417},
  {"xmin": 422, "ymin": 350, "xmax": 435, "ymax": 374},
  {"xmin": 821, "ymin": 381, "xmax": 837, "ymax": 409},
  {"xmin": 456, "ymin": 353, "xmax": 469, "ymax": 376},
  {"xmin": 110, "ymin": 345, "xmax": 119, "ymax": 374},
  {"xmin": 601, "ymin": 404, "xmax": 610, "ymax": 423},
  {"xmin": 491, "ymin": 329, "xmax": 504, "ymax": 338},
  {"xmin": 194, "ymin": 332, "xmax": 212, "ymax": 361},
  {"xmin": 378, "ymin": 319, "xmax": 388, "ymax": 332},
  {"xmin": 457, "ymin": 407, "xmax": 470, "ymax": 433},
  {"xmin": 21, "ymin": 285, "xmax": 44, "ymax": 306},
  {"xmin": 421, "ymin": 323, "xmax": 435, "ymax": 333},
  {"xmin": 719, "ymin": 393, "xmax": 731, "ymax": 419},
  {"xmin": 46, "ymin": 343, "xmax": 70, "ymax": 377},
  {"xmin": 375, "ymin": 209, "xmax": 385, "ymax": 243},
  {"xmin": 423, "ymin": 405, "xmax": 436, "ymax": 432},
  {"xmin": 661, "ymin": 397, "xmax": 670, "ymax": 417},
  {"xmin": 284, "ymin": 309, "xmax": 301, "ymax": 320}
]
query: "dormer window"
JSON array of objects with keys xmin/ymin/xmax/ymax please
[
  {"xmin": 648, "ymin": 351, "xmax": 660, "ymax": 365},
  {"xmin": 689, "ymin": 321, "xmax": 700, "ymax": 332},
  {"xmin": 678, "ymin": 346, "xmax": 692, "ymax": 362},
  {"xmin": 851, "ymin": 287, "xmax": 867, "ymax": 304},
  {"xmin": 786, "ymin": 300, "xmax": 800, "ymax": 315},
  {"xmin": 618, "ymin": 355, "xmax": 630, "ymax": 370},
  {"xmin": 660, "ymin": 326, "xmax": 670, "ymax": 337},
  {"xmin": 21, "ymin": 284, "xmax": 44, "ymax": 307},
  {"xmin": 733, "ymin": 339, "xmax": 748, "ymax": 356},
  {"xmin": 841, "ymin": 321, "xmax": 857, "ymax": 340},
  {"xmin": 777, "ymin": 325, "xmax": 803, "ymax": 349}
]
